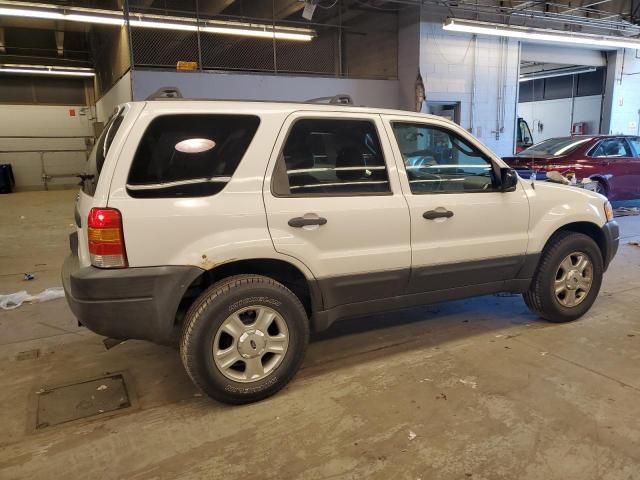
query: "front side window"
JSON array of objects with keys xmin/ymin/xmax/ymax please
[
  {"xmin": 391, "ymin": 123, "xmax": 496, "ymax": 194},
  {"xmin": 273, "ymin": 118, "xmax": 390, "ymax": 196},
  {"xmin": 127, "ymin": 114, "xmax": 260, "ymax": 198},
  {"xmin": 590, "ymin": 138, "xmax": 632, "ymax": 158}
]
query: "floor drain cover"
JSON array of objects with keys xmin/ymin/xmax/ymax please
[{"xmin": 35, "ymin": 373, "xmax": 134, "ymax": 430}]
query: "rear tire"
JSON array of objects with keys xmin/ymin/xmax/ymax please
[
  {"xmin": 523, "ymin": 232, "xmax": 603, "ymax": 323},
  {"xmin": 180, "ymin": 274, "xmax": 309, "ymax": 404}
]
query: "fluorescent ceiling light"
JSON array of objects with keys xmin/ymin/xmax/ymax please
[
  {"xmin": 443, "ymin": 18, "xmax": 640, "ymax": 50},
  {"xmin": 0, "ymin": 64, "xmax": 95, "ymax": 77},
  {"xmin": 0, "ymin": 6, "xmax": 123, "ymax": 25},
  {"xmin": 129, "ymin": 19, "xmax": 197, "ymax": 32},
  {"xmin": 65, "ymin": 14, "xmax": 124, "ymax": 26},
  {"xmin": 519, "ymin": 66, "xmax": 597, "ymax": 82},
  {"xmin": 130, "ymin": 14, "xmax": 315, "ymax": 40},
  {"xmin": 201, "ymin": 25, "xmax": 314, "ymax": 41},
  {"xmin": 0, "ymin": 6, "xmax": 63, "ymax": 20},
  {"xmin": 0, "ymin": 2, "xmax": 315, "ymax": 41}
]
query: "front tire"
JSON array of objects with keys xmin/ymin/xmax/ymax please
[
  {"xmin": 523, "ymin": 232, "xmax": 603, "ymax": 323},
  {"xmin": 180, "ymin": 274, "xmax": 309, "ymax": 404}
]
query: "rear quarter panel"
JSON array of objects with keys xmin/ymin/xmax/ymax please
[{"xmin": 105, "ymin": 103, "xmax": 308, "ymax": 272}]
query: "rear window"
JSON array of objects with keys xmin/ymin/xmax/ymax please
[
  {"xmin": 82, "ymin": 108, "xmax": 124, "ymax": 196},
  {"xmin": 127, "ymin": 114, "xmax": 260, "ymax": 198},
  {"xmin": 517, "ymin": 137, "xmax": 592, "ymax": 157}
]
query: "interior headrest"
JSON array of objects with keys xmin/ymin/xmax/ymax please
[
  {"xmin": 336, "ymin": 146, "xmax": 366, "ymax": 181},
  {"xmin": 284, "ymin": 144, "xmax": 314, "ymax": 170}
]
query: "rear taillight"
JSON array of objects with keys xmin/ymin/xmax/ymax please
[{"xmin": 88, "ymin": 208, "xmax": 128, "ymax": 268}]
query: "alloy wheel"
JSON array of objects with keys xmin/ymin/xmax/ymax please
[{"xmin": 213, "ymin": 305, "xmax": 289, "ymax": 382}]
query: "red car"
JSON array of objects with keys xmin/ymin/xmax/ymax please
[{"xmin": 503, "ymin": 135, "xmax": 640, "ymax": 200}]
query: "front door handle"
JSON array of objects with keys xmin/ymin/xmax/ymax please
[
  {"xmin": 423, "ymin": 209, "xmax": 454, "ymax": 220},
  {"xmin": 288, "ymin": 216, "xmax": 328, "ymax": 228}
]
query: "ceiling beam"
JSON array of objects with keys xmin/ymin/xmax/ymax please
[
  {"xmin": 197, "ymin": 0, "xmax": 237, "ymax": 15},
  {"xmin": 54, "ymin": 30, "xmax": 64, "ymax": 56},
  {"xmin": 243, "ymin": 0, "xmax": 305, "ymax": 20}
]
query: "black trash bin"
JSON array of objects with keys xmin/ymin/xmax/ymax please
[{"xmin": 0, "ymin": 164, "xmax": 16, "ymax": 194}]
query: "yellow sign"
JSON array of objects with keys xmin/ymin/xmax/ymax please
[{"xmin": 176, "ymin": 61, "xmax": 198, "ymax": 71}]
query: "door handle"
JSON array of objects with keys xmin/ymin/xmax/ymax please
[
  {"xmin": 288, "ymin": 216, "xmax": 328, "ymax": 228},
  {"xmin": 423, "ymin": 209, "xmax": 454, "ymax": 220}
]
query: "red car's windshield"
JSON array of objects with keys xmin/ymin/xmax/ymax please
[{"xmin": 517, "ymin": 137, "xmax": 593, "ymax": 157}]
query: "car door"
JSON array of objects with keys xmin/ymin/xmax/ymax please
[
  {"xmin": 588, "ymin": 137, "xmax": 635, "ymax": 199},
  {"xmin": 625, "ymin": 137, "xmax": 640, "ymax": 196},
  {"xmin": 382, "ymin": 115, "xmax": 530, "ymax": 295},
  {"xmin": 263, "ymin": 112, "xmax": 411, "ymax": 309}
]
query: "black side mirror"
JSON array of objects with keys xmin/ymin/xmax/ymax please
[{"xmin": 500, "ymin": 167, "xmax": 518, "ymax": 192}]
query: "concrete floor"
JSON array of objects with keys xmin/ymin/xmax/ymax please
[{"xmin": 1, "ymin": 190, "xmax": 639, "ymax": 480}]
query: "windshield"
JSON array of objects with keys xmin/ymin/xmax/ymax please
[{"xmin": 517, "ymin": 137, "xmax": 592, "ymax": 157}]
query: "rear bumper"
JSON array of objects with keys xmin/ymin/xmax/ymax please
[
  {"xmin": 62, "ymin": 253, "xmax": 203, "ymax": 343},
  {"xmin": 602, "ymin": 221, "xmax": 619, "ymax": 271}
]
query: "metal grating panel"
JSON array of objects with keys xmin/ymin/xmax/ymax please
[{"xmin": 34, "ymin": 373, "xmax": 135, "ymax": 430}]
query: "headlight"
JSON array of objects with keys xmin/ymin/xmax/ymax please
[{"xmin": 604, "ymin": 201, "xmax": 614, "ymax": 222}]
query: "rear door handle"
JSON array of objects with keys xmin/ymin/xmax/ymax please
[
  {"xmin": 423, "ymin": 209, "xmax": 454, "ymax": 220},
  {"xmin": 288, "ymin": 216, "xmax": 328, "ymax": 228}
]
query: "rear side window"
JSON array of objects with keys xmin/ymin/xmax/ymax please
[
  {"xmin": 127, "ymin": 114, "xmax": 260, "ymax": 198},
  {"xmin": 589, "ymin": 138, "xmax": 632, "ymax": 158},
  {"xmin": 627, "ymin": 137, "xmax": 640, "ymax": 156},
  {"xmin": 272, "ymin": 118, "xmax": 390, "ymax": 196},
  {"xmin": 82, "ymin": 108, "xmax": 124, "ymax": 196}
]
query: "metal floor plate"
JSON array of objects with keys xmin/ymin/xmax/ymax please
[{"xmin": 35, "ymin": 373, "xmax": 133, "ymax": 430}]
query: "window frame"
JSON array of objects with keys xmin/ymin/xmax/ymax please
[
  {"xmin": 82, "ymin": 106, "xmax": 125, "ymax": 197},
  {"xmin": 587, "ymin": 137, "xmax": 634, "ymax": 158},
  {"xmin": 389, "ymin": 121, "xmax": 502, "ymax": 195},
  {"xmin": 270, "ymin": 116, "xmax": 394, "ymax": 198}
]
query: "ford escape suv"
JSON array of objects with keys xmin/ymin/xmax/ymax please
[{"xmin": 63, "ymin": 95, "xmax": 619, "ymax": 404}]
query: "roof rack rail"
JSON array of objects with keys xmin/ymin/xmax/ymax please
[
  {"xmin": 306, "ymin": 94, "xmax": 353, "ymax": 105},
  {"xmin": 146, "ymin": 86, "xmax": 183, "ymax": 100}
]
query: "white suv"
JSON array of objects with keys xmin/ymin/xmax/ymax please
[{"xmin": 62, "ymin": 94, "xmax": 619, "ymax": 404}]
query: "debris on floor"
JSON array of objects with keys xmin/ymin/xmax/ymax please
[
  {"xmin": 459, "ymin": 378, "xmax": 478, "ymax": 389},
  {"xmin": 408, "ymin": 430, "xmax": 417, "ymax": 441},
  {"xmin": 629, "ymin": 240, "xmax": 640, "ymax": 247},
  {"xmin": 23, "ymin": 273, "xmax": 35, "ymax": 281},
  {"xmin": 614, "ymin": 207, "xmax": 640, "ymax": 217},
  {"xmin": 15, "ymin": 349, "xmax": 40, "ymax": 361},
  {"xmin": 0, "ymin": 287, "xmax": 65, "ymax": 310}
]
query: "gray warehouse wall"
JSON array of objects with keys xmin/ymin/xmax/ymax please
[
  {"xmin": 419, "ymin": 14, "xmax": 520, "ymax": 157},
  {"xmin": 96, "ymin": 71, "xmax": 133, "ymax": 123},
  {"xmin": 0, "ymin": 105, "xmax": 94, "ymax": 190},
  {"xmin": 131, "ymin": 70, "xmax": 401, "ymax": 109}
]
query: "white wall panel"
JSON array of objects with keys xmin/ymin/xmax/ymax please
[
  {"xmin": 518, "ymin": 95, "xmax": 602, "ymax": 142},
  {"xmin": 0, "ymin": 105, "xmax": 94, "ymax": 190},
  {"xmin": 521, "ymin": 44, "xmax": 605, "ymax": 67}
]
